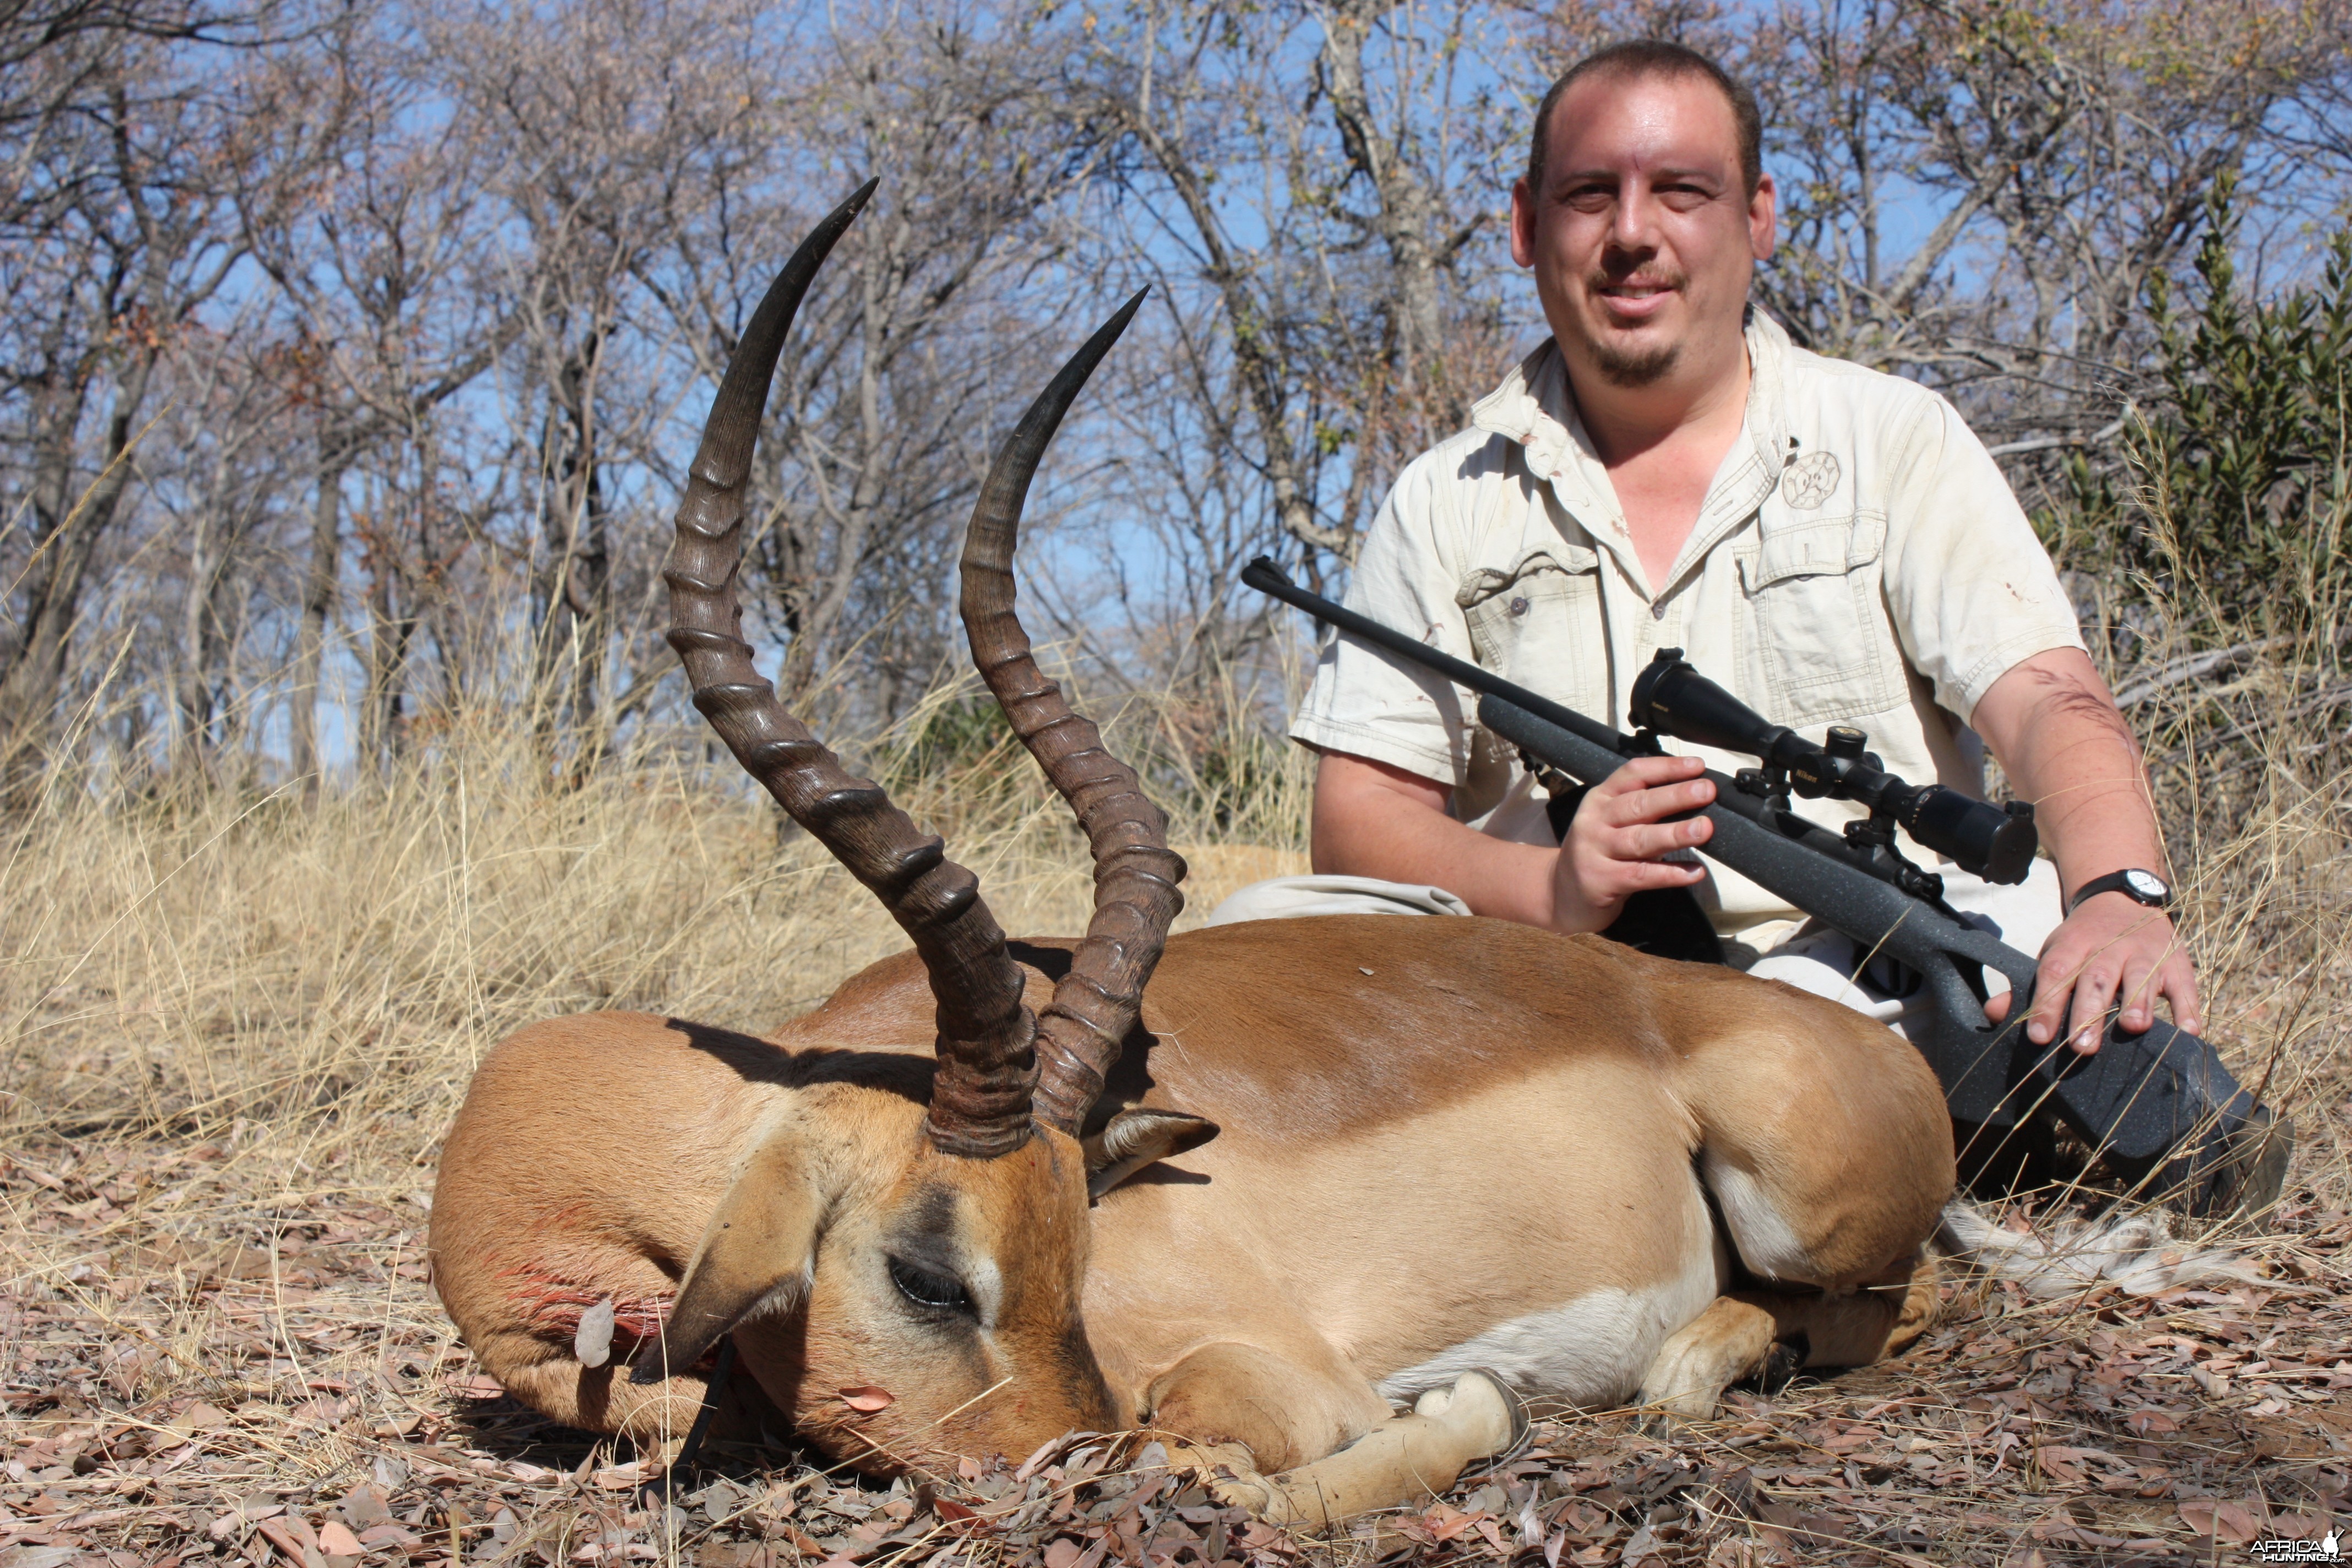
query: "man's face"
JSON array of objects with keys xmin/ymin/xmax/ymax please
[{"xmin": 1510, "ymin": 70, "xmax": 1775, "ymax": 389}]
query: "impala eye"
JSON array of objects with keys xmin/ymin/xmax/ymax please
[{"xmin": 888, "ymin": 1256, "xmax": 973, "ymax": 1315}]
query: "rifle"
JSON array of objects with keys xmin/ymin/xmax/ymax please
[{"xmin": 1244, "ymin": 556, "xmax": 2289, "ymax": 1218}]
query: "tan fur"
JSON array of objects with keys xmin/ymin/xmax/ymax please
[
  {"xmin": 1636, "ymin": 1298, "xmax": 1781, "ymax": 1420},
  {"xmin": 1188, "ymin": 1373, "xmax": 1523, "ymax": 1528},
  {"xmin": 432, "ymin": 915, "xmax": 1954, "ymax": 1514}
]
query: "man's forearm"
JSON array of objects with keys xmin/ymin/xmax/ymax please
[
  {"xmin": 1310, "ymin": 751, "xmax": 1560, "ymax": 927},
  {"xmin": 1971, "ymin": 650, "xmax": 2166, "ymax": 895}
]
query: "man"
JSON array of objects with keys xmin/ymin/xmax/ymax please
[{"xmin": 1212, "ymin": 40, "xmax": 2196, "ymax": 1058}]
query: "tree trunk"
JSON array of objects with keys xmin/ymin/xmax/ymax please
[
  {"xmin": 290, "ymin": 433, "xmax": 356, "ymax": 804},
  {"xmin": 0, "ymin": 350, "xmax": 157, "ymax": 799},
  {"xmin": 534, "ymin": 334, "xmax": 611, "ymax": 762},
  {"xmin": 1318, "ymin": 0, "xmax": 1447, "ymax": 408}
]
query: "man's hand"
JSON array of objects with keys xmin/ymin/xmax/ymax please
[
  {"xmin": 1553, "ymin": 755, "xmax": 1714, "ymax": 932},
  {"xmin": 1984, "ymin": 894, "xmax": 2201, "ymax": 1053}
]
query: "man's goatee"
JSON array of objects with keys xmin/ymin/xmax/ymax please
[{"xmin": 1593, "ymin": 339, "xmax": 1679, "ymax": 386}]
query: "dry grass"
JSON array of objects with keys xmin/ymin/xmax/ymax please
[
  {"xmin": 0, "ymin": 612, "xmax": 2345, "ymax": 1565},
  {"xmin": 0, "ymin": 683, "xmax": 1312, "ymax": 1144}
]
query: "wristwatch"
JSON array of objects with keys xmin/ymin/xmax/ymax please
[{"xmin": 2066, "ymin": 868, "xmax": 2173, "ymax": 916}]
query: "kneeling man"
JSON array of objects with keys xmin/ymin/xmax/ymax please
[{"xmin": 1213, "ymin": 41, "xmax": 2193, "ymax": 1058}]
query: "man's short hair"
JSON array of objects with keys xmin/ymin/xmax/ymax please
[{"xmin": 1526, "ymin": 40, "xmax": 1763, "ymax": 199}]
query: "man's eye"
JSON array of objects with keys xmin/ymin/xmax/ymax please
[
  {"xmin": 1564, "ymin": 187, "xmax": 1615, "ymax": 212},
  {"xmin": 888, "ymin": 1257, "xmax": 974, "ymax": 1314}
]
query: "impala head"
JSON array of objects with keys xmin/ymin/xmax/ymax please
[{"xmin": 636, "ymin": 182, "xmax": 1199, "ymax": 1472}]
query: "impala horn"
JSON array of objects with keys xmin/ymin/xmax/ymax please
[
  {"xmin": 664, "ymin": 181, "xmax": 1039, "ymax": 1159},
  {"xmin": 959, "ymin": 292, "xmax": 1188, "ymax": 1136}
]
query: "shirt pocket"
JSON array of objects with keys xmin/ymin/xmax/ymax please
[
  {"xmin": 1738, "ymin": 514, "xmax": 1904, "ymax": 727},
  {"xmin": 1454, "ymin": 545, "xmax": 1607, "ymax": 720}
]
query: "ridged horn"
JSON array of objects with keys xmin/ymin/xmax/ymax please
[
  {"xmin": 959, "ymin": 290, "xmax": 1187, "ymax": 1136},
  {"xmin": 665, "ymin": 181, "xmax": 1038, "ymax": 1159}
]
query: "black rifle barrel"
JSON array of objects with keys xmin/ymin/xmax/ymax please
[
  {"xmin": 1241, "ymin": 556, "xmax": 1621, "ymax": 751},
  {"xmin": 1246, "ymin": 554, "xmax": 2285, "ymax": 1215}
]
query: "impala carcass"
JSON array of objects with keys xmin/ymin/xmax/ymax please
[{"xmin": 428, "ymin": 186, "xmax": 1956, "ymax": 1525}]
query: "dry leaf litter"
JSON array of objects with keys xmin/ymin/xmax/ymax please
[{"xmin": 3, "ymin": 1111, "xmax": 2348, "ymax": 1568}]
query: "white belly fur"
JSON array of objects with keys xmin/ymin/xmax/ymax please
[{"xmin": 1374, "ymin": 1233, "xmax": 1724, "ymax": 1408}]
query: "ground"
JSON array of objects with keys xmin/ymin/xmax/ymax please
[{"xmin": 3, "ymin": 1128, "xmax": 2347, "ymax": 1568}]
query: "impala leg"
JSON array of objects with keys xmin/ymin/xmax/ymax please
[
  {"xmin": 1182, "ymin": 1373, "xmax": 1525, "ymax": 1529},
  {"xmin": 1635, "ymin": 1296, "xmax": 1782, "ymax": 1431},
  {"xmin": 1637, "ymin": 1257, "xmax": 1940, "ymax": 1434},
  {"xmin": 486, "ymin": 1354, "xmax": 696, "ymax": 1447},
  {"xmin": 469, "ymin": 1322, "xmax": 780, "ymax": 1464}
]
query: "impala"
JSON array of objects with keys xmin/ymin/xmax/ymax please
[{"xmin": 429, "ymin": 185, "xmax": 1957, "ymax": 1524}]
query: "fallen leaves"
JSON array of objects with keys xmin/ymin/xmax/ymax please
[
  {"xmin": 338, "ymin": 1480, "xmax": 391, "ymax": 1528},
  {"xmin": 162, "ymin": 1400, "xmax": 230, "ymax": 1439},
  {"xmin": 591, "ymin": 1460, "xmax": 659, "ymax": 1489},
  {"xmin": 2180, "ymin": 1496, "xmax": 2268, "ymax": 1543},
  {"xmin": 252, "ymin": 1511, "xmax": 322, "ymax": 1565},
  {"xmin": 2, "ymin": 1135, "xmax": 2349, "ymax": 1568},
  {"xmin": 314, "ymin": 1517, "xmax": 363, "ymax": 1555}
]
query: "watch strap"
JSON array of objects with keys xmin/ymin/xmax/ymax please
[{"xmin": 2066, "ymin": 868, "xmax": 2173, "ymax": 916}]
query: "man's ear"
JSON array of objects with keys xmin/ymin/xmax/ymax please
[
  {"xmin": 631, "ymin": 1123, "xmax": 820, "ymax": 1384},
  {"xmin": 1084, "ymin": 1108, "xmax": 1219, "ymax": 1199},
  {"xmin": 1748, "ymin": 170, "xmax": 1778, "ymax": 262},
  {"xmin": 1509, "ymin": 175, "xmax": 1538, "ymax": 268}
]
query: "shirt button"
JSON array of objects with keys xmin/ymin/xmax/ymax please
[
  {"xmin": 1509, "ymin": 596, "xmax": 1529, "ymax": 617},
  {"xmin": 1651, "ymin": 602, "xmax": 1667, "ymax": 620}
]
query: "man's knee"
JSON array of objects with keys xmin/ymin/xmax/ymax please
[{"xmin": 1205, "ymin": 874, "xmax": 1473, "ymax": 926}]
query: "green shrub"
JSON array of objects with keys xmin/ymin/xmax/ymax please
[{"xmin": 2048, "ymin": 187, "xmax": 2351, "ymax": 646}]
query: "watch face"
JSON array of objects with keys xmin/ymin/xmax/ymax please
[{"xmin": 2125, "ymin": 869, "xmax": 2169, "ymax": 900}]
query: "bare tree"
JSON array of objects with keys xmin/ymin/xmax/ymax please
[
  {"xmin": 0, "ymin": 33, "xmax": 265, "ymax": 790},
  {"xmin": 236, "ymin": 3, "xmax": 510, "ymax": 790},
  {"xmin": 627, "ymin": 0, "xmax": 1097, "ymax": 712},
  {"xmin": 154, "ymin": 307, "xmax": 295, "ymax": 781},
  {"xmin": 426, "ymin": 0, "xmax": 771, "ymax": 769},
  {"xmin": 1054, "ymin": 0, "xmax": 1509, "ymax": 729},
  {"xmin": 2, "ymin": 0, "xmax": 2343, "ymax": 808}
]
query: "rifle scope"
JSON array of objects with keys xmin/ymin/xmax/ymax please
[{"xmin": 1630, "ymin": 650, "xmax": 2039, "ymax": 886}]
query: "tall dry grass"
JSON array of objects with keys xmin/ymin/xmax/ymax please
[{"xmin": 0, "ymin": 671, "xmax": 1313, "ymax": 1156}]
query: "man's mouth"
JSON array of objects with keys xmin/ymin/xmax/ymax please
[{"xmin": 1593, "ymin": 277, "xmax": 1680, "ymax": 319}]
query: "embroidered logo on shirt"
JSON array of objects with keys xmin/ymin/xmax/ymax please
[{"xmin": 1782, "ymin": 451, "xmax": 1841, "ymax": 509}]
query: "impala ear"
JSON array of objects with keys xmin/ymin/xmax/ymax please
[
  {"xmin": 1084, "ymin": 1108, "xmax": 1219, "ymax": 1199},
  {"xmin": 630, "ymin": 1125, "xmax": 821, "ymax": 1384}
]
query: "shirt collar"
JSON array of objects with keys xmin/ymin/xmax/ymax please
[{"xmin": 1469, "ymin": 307, "xmax": 1798, "ymax": 596}]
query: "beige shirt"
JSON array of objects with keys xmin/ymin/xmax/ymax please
[{"xmin": 1290, "ymin": 308, "xmax": 2085, "ymax": 937}]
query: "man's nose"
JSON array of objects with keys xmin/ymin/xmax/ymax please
[{"xmin": 1608, "ymin": 178, "xmax": 1660, "ymax": 252}]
